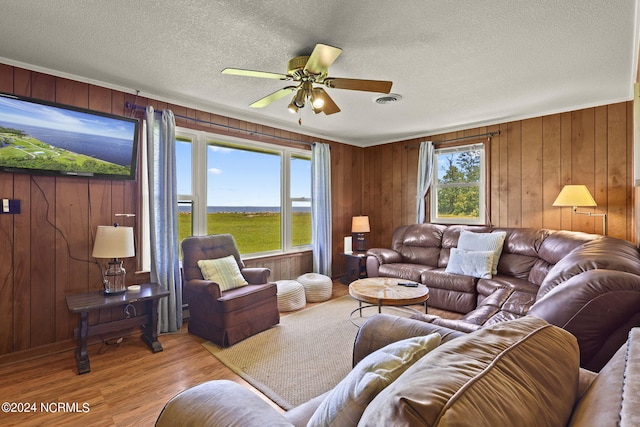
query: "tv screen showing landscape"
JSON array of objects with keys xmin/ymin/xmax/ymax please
[{"xmin": 0, "ymin": 93, "xmax": 139, "ymax": 180}]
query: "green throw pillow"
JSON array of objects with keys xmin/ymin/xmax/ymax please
[{"xmin": 197, "ymin": 255, "xmax": 248, "ymax": 291}]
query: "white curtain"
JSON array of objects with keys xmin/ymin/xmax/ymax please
[
  {"xmin": 311, "ymin": 142, "xmax": 332, "ymax": 276},
  {"xmin": 416, "ymin": 141, "xmax": 435, "ymax": 223},
  {"xmin": 145, "ymin": 106, "xmax": 182, "ymax": 333}
]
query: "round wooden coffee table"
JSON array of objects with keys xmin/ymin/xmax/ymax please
[{"xmin": 348, "ymin": 277, "xmax": 429, "ymax": 324}]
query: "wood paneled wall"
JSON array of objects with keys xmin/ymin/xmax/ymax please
[
  {"xmin": 0, "ymin": 62, "xmax": 636, "ymax": 360},
  {"xmin": 0, "ymin": 65, "xmax": 141, "ymax": 359},
  {"xmin": 244, "ymin": 251, "xmax": 313, "ymax": 281},
  {"xmin": 0, "ymin": 64, "xmax": 330, "ymax": 359},
  {"xmin": 360, "ymin": 102, "xmax": 636, "ymax": 250}
]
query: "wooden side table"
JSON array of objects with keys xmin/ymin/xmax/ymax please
[
  {"xmin": 348, "ymin": 277, "xmax": 429, "ymax": 327},
  {"xmin": 66, "ymin": 283, "xmax": 169, "ymax": 374},
  {"xmin": 340, "ymin": 252, "xmax": 368, "ymax": 284}
]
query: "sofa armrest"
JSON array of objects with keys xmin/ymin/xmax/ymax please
[
  {"xmin": 242, "ymin": 267, "xmax": 271, "ymax": 284},
  {"xmin": 352, "ymin": 313, "xmax": 465, "ymax": 367},
  {"xmin": 156, "ymin": 380, "xmax": 293, "ymax": 427},
  {"xmin": 366, "ymin": 248, "xmax": 403, "ymax": 277},
  {"xmin": 529, "ymin": 269, "xmax": 640, "ymax": 371},
  {"xmin": 184, "ymin": 279, "xmax": 222, "ymax": 300},
  {"xmin": 367, "ymin": 248, "xmax": 403, "ymax": 265}
]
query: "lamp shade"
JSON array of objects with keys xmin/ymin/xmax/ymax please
[
  {"xmin": 552, "ymin": 185, "xmax": 597, "ymax": 208},
  {"xmin": 92, "ymin": 225, "xmax": 135, "ymax": 259},
  {"xmin": 351, "ymin": 216, "xmax": 371, "ymax": 233}
]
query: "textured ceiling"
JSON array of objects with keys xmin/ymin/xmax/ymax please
[{"xmin": 0, "ymin": 0, "xmax": 638, "ymax": 146}]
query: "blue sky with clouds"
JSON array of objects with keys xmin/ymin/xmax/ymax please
[
  {"xmin": 0, "ymin": 95, "xmax": 136, "ymax": 140},
  {"xmin": 176, "ymin": 142, "xmax": 310, "ymax": 207}
]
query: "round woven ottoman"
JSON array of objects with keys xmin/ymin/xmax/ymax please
[
  {"xmin": 297, "ymin": 273, "xmax": 332, "ymax": 302},
  {"xmin": 275, "ymin": 280, "xmax": 306, "ymax": 312}
]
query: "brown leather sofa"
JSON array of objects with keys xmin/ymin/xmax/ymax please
[
  {"xmin": 156, "ymin": 315, "xmax": 640, "ymax": 426},
  {"xmin": 181, "ymin": 234, "xmax": 280, "ymax": 347},
  {"xmin": 366, "ymin": 224, "xmax": 640, "ymax": 371}
]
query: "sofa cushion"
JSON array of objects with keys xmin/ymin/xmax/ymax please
[
  {"xmin": 457, "ymin": 230, "xmax": 506, "ymax": 274},
  {"xmin": 568, "ymin": 328, "xmax": 640, "ymax": 426},
  {"xmin": 358, "ymin": 316, "xmax": 580, "ymax": 427},
  {"xmin": 155, "ymin": 379, "xmax": 293, "ymax": 427},
  {"xmin": 496, "ymin": 228, "xmax": 549, "ymax": 280},
  {"xmin": 392, "ymin": 224, "xmax": 447, "ymax": 267},
  {"xmin": 445, "ymin": 248, "xmax": 494, "ymax": 279},
  {"xmin": 197, "ymin": 255, "xmax": 248, "ymax": 291},
  {"xmin": 421, "ymin": 268, "xmax": 476, "ymax": 293},
  {"xmin": 308, "ymin": 333, "xmax": 442, "ymax": 427},
  {"xmin": 378, "ymin": 263, "xmax": 434, "ymax": 282},
  {"xmin": 476, "ymin": 275, "xmax": 539, "ymax": 297}
]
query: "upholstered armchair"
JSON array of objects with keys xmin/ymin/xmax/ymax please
[{"xmin": 181, "ymin": 234, "xmax": 280, "ymax": 347}]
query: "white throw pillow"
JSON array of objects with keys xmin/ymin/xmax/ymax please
[
  {"xmin": 457, "ymin": 230, "xmax": 507, "ymax": 274},
  {"xmin": 445, "ymin": 248, "xmax": 494, "ymax": 279},
  {"xmin": 197, "ymin": 255, "xmax": 248, "ymax": 291},
  {"xmin": 307, "ymin": 333, "xmax": 442, "ymax": 427}
]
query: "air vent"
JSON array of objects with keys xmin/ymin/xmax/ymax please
[{"xmin": 374, "ymin": 93, "xmax": 402, "ymax": 104}]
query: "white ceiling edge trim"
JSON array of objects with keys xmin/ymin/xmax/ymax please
[
  {"xmin": 1, "ymin": 56, "xmax": 637, "ymax": 149},
  {"xmin": 0, "ymin": 57, "xmax": 354, "ymax": 145},
  {"xmin": 357, "ymin": 94, "xmax": 635, "ymax": 148},
  {"xmin": 0, "ymin": 56, "xmax": 139, "ymax": 96}
]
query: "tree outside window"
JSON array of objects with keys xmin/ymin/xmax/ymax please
[{"xmin": 431, "ymin": 143, "xmax": 486, "ymax": 224}]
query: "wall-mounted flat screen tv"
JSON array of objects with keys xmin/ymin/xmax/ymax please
[{"xmin": 0, "ymin": 92, "xmax": 139, "ymax": 180}]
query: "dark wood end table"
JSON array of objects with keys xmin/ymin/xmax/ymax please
[
  {"xmin": 66, "ymin": 283, "xmax": 170, "ymax": 374},
  {"xmin": 339, "ymin": 251, "xmax": 368, "ymax": 284}
]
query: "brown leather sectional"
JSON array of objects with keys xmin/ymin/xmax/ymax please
[
  {"xmin": 156, "ymin": 317, "xmax": 640, "ymax": 426},
  {"xmin": 366, "ymin": 223, "xmax": 640, "ymax": 371}
]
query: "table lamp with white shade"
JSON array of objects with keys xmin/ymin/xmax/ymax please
[
  {"xmin": 92, "ymin": 224, "xmax": 135, "ymax": 294},
  {"xmin": 351, "ymin": 215, "xmax": 371, "ymax": 252}
]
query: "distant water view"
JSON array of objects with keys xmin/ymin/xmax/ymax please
[
  {"xmin": 178, "ymin": 206, "xmax": 311, "ymax": 213},
  {"xmin": 0, "ymin": 121, "xmax": 133, "ymax": 166}
]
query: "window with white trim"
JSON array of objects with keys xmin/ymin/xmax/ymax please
[
  {"xmin": 176, "ymin": 127, "xmax": 312, "ymax": 256},
  {"xmin": 430, "ymin": 143, "xmax": 486, "ymax": 225}
]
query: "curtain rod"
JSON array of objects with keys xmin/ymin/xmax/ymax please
[
  {"xmin": 404, "ymin": 131, "xmax": 500, "ymax": 149},
  {"xmin": 125, "ymin": 102, "xmax": 313, "ymax": 146}
]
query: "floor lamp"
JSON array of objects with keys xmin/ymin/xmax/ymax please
[{"xmin": 552, "ymin": 185, "xmax": 607, "ymax": 235}]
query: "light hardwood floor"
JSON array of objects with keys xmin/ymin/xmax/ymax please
[{"xmin": 0, "ymin": 284, "xmax": 350, "ymax": 427}]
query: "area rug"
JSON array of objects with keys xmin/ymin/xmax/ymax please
[{"xmin": 202, "ymin": 295, "xmax": 416, "ymax": 409}]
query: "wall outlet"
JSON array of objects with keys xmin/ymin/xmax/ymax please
[{"xmin": 0, "ymin": 199, "xmax": 20, "ymax": 214}]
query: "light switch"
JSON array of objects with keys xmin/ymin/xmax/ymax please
[{"xmin": 1, "ymin": 199, "xmax": 20, "ymax": 214}]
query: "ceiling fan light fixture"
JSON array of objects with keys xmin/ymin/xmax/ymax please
[
  {"xmin": 223, "ymin": 44, "xmax": 392, "ymax": 116},
  {"xmin": 293, "ymin": 88, "xmax": 306, "ymax": 108},
  {"xmin": 311, "ymin": 88, "xmax": 325, "ymax": 109}
]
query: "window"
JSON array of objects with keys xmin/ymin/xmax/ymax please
[
  {"xmin": 175, "ymin": 127, "xmax": 312, "ymax": 256},
  {"xmin": 430, "ymin": 143, "xmax": 486, "ymax": 225}
]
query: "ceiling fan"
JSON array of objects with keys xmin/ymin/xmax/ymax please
[{"xmin": 222, "ymin": 43, "xmax": 393, "ymax": 115}]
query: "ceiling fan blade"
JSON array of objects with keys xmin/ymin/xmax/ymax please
[
  {"xmin": 304, "ymin": 44, "xmax": 342, "ymax": 76},
  {"xmin": 249, "ymin": 86, "xmax": 297, "ymax": 108},
  {"xmin": 324, "ymin": 77, "xmax": 392, "ymax": 94},
  {"xmin": 222, "ymin": 68, "xmax": 290, "ymax": 80},
  {"xmin": 314, "ymin": 88, "xmax": 340, "ymax": 115}
]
